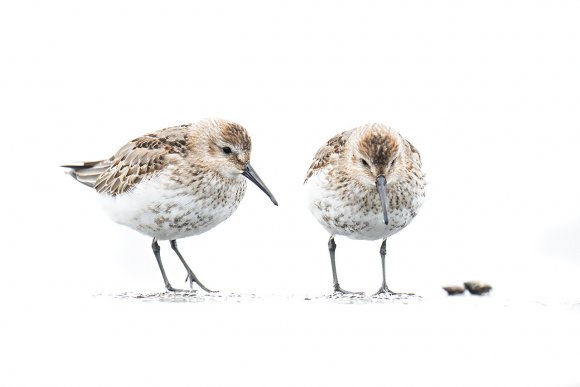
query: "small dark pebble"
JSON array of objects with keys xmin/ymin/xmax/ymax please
[
  {"xmin": 464, "ymin": 281, "xmax": 492, "ymax": 295},
  {"xmin": 443, "ymin": 285, "xmax": 465, "ymax": 295}
]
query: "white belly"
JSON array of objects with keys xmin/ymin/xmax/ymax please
[{"xmin": 99, "ymin": 173, "xmax": 245, "ymax": 240}]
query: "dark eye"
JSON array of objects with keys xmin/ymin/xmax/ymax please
[
  {"xmin": 389, "ymin": 158, "xmax": 396, "ymax": 167},
  {"xmin": 361, "ymin": 159, "xmax": 370, "ymax": 168},
  {"xmin": 222, "ymin": 146, "xmax": 232, "ymax": 154}
]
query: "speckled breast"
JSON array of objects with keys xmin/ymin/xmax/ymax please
[{"xmin": 306, "ymin": 171, "xmax": 424, "ymax": 241}]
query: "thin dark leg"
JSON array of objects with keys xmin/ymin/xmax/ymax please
[
  {"xmin": 329, "ymin": 236, "xmax": 339, "ymax": 290},
  {"xmin": 170, "ymin": 240, "xmax": 214, "ymax": 293},
  {"xmin": 374, "ymin": 239, "xmax": 413, "ymax": 296},
  {"xmin": 328, "ymin": 236, "xmax": 362, "ymax": 295},
  {"xmin": 152, "ymin": 238, "xmax": 181, "ymax": 292},
  {"xmin": 374, "ymin": 239, "xmax": 391, "ymax": 295}
]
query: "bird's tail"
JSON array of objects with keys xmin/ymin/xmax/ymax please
[{"xmin": 61, "ymin": 160, "xmax": 111, "ymax": 189}]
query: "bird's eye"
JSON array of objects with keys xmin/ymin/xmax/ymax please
[
  {"xmin": 222, "ymin": 147, "xmax": 232, "ymax": 154},
  {"xmin": 361, "ymin": 159, "xmax": 370, "ymax": 168}
]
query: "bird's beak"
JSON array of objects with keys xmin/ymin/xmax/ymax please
[
  {"xmin": 242, "ymin": 163, "xmax": 278, "ymax": 206},
  {"xmin": 375, "ymin": 175, "xmax": 389, "ymax": 225}
]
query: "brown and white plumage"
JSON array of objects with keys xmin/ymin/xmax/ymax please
[
  {"xmin": 67, "ymin": 122, "xmax": 239, "ymax": 195},
  {"xmin": 63, "ymin": 119, "xmax": 277, "ymax": 292},
  {"xmin": 304, "ymin": 123, "xmax": 425, "ymax": 294}
]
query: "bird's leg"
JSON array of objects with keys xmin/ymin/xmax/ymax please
[
  {"xmin": 328, "ymin": 236, "xmax": 363, "ymax": 295},
  {"xmin": 170, "ymin": 240, "xmax": 214, "ymax": 293},
  {"xmin": 151, "ymin": 238, "xmax": 183, "ymax": 292},
  {"xmin": 374, "ymin": 239, "xmax": 413, "ymax": 296},
  {"xmin": 374, "ymin": 239, "xmax": 391, "ymax": 295}
]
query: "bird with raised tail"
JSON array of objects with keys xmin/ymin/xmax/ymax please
[
  {"xmin": 63, "ymin": 119, "xmax": 278, "ymax": 292},
  {"xmin": 304, "ymin": 123, "xmax": 425, "ymax": 295}
]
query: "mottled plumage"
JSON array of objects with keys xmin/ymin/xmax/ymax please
[
  {"xmin": 63, "ymin": 119, "xmax": 277, "ymax": 292},
  {"xmin": 304, "ymin": 123, "xmax": 425, "ymax": 294}
]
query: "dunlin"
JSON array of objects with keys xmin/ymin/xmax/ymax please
[
  {"xmin": 304, "ymin": 123, "xmax": 425, "ymax": 295},
  {"xmin": 63, "ymin": 119, "xmax": 278, "ymax": 292}
]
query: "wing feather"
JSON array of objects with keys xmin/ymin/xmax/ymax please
[
  {"xmin": 404, "ymin": 138, "xmax": 422, "ymax": 165},
  {"xmin": 304, "ymin": 130, "xmax": 352, "ymax": 183},
  {"xmin": 64, "ymin": 123, "xmax": 192, "ymax": 195}
]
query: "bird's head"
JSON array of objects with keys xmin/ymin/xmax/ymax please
[
  {"xmin": 200, "ymin": 119, "xmax": 278, "ymax": 206},
  {"xmin": 349, "ymin": 124, "xmax": 402, "ymax": 225}
]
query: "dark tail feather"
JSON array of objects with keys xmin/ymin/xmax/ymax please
[{"xmin": 61, "ymin": 160, "xmax": 110, "ymax": 189}]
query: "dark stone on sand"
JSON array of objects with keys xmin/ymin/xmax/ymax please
[
  {"xmin": 464, "ymin": 281, "xmax": 492, "ymax": 295},
  {"xmin": 442, "ymin": 285, "xmax": 465, "ymax": 295}
]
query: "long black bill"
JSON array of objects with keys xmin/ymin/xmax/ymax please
[
  {"xmin": 242, "ymin": 163, "xmax": 278, "ymax": 206},
  {"xmin": 376, "ymin": 175, "xmax": 389, "ymax": 225}
]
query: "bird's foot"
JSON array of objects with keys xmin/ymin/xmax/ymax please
[
  {"xmin": 165, "ymin": 284, "xmax": 192, "ymax": 293},
  {"xmin": 185, "ymin": 273, "xmax": 216, "ymax": 293},
  {"xmin": 373, "ymin": 286, "xmax": 414, "ymax": 298},
  {"xmin": 333, "ymin": 285, "xmax": 364, "ymax": 296}
]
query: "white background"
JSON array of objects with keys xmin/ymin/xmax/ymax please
[{"xmin": 1, "ymin": 1, "xmax": 579, "ymax": 386}]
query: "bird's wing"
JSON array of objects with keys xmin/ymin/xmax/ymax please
[
  {"xmin": 304, "ymin": 130, "xmax": 351, "ymax": 183},
  {"xmin": 61, "ymin": 159, "xmax": 114, "ymax": 189},
  {"xmin": 94, "ymin": 125, "xmax": 193, "ymax": 195},
  {"xmin": 62, "ymin": 124, "xmax": 192, "ymax": 196},
  {"xmin": 404, "ymin": 138, "xmax": 422, "ymax": 165}
]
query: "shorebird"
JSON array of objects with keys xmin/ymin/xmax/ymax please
[
  {"xmin": 63, "ymin": 119, "xmax": 278, "ymax": 292},
  {"xmin": 304, "ymin": 123, "xmax": 425, "ymax": 295}
]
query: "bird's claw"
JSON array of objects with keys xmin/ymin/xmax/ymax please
[
  {"xmin": 184, "ymin": 274, "xmax": 194, "ymax": 290},
  {"xmin": 184, "ymin": 272, "xmax": 215, "ymax": 293},
  {"xmin": 373, "ymin": 285, "xmax": 392, "ymax": 296},
  {"xmin": 333, "ymin": 286, "xmax": 364, "ymax": 296},
  {"xmin": 373, "ymin": 286, "xmax": 414, "ymax": 297},
  {"xmin": 165, "ymin": 285, "xmax": 191, "ymax": 293}
]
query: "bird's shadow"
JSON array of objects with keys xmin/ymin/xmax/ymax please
[
  {"xmin": 310, "ymin": 292, "xmax": 422, "ymax": 304},
  {"xmin": 109, "ymin": 291, "xmax": 258, "ymax": 303},
  {"xmin": 106, "ymin": 291, "xmax": 421, "ymax": 304}
]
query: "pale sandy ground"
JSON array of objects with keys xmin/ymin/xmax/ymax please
[{"xmin": 1, "ymin": 288, "xmax": 579, "ymax": 387}]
